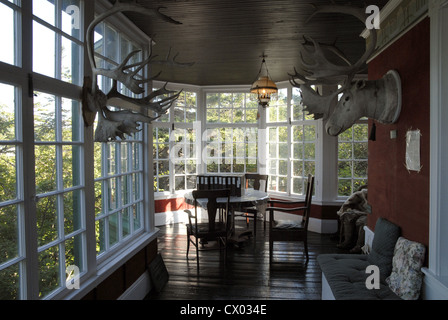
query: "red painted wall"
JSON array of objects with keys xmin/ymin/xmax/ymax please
[
  {"xmin": 367, "ymin": 18, "xmax": 430, "ymax": 246},
  {"xmin": 155, "ymin": 198, "xmax": 193, "ymax": 213}
]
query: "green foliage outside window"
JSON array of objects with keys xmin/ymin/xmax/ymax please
[{"xmin": 338, "ymin": 124, "xmax": 368, "ymax": 196}]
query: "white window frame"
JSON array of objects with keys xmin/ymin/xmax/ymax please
[
  {"xmin": 152, "ymin": 81, "xmax": 200, "ymax": 198},
  {"xmin": 91, "ymin": 9, "xmax": 149, "ymax": 265},
  {"xmin": 336, "ymin": 120, "xmax": 369, "ymax": 197},
  {"xmin": 0, "ymin": 0, "xmax": 160, "ymax": 300},
  {"xmin": 265, "ymin": 85, "xmax": 317, "ymax": 198},
  {"xmin": 203, "ymin": 88, "xmax": 259, "ymax": 175},
  {"xmin": 423, "ymin": 0, "xmax": 448, "ymax": 299}
]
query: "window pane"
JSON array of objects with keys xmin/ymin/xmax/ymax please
[
  {"xmin": 35, "ymin": 145, "xmax": 57, "ymax": 194},
  {"xmin": 61, "ymin": 36, "xmax": 82, "ymax": 85},
  {"xmin": 62, "ymin": 98, "xmax": 82, "ymax": 142},
  {"xmin": 122, "ymin": 207, "xmax": 131, "ymax": 238},
  {"xmin": 338, "ymin": 123, "xmax": 368, "ymax": 196},
  {"xmin": 338, "ymin": 179, "xmax": 352, "ymax": 197},
  {"xmin": 36, "ymin": 196, "xmax": 57, "ymax": 246},
  {"xmin": 65, "ymin": 233, "xmax": 84, "ymax": 275},
  {"xmin": 267, "ymin": 88, "xmax": 287, "ymax": 122},
  {"xmin": 133, "ymin": 203, "xmax": 142, "ymax": 231},
  {"xmin": 96, "ymin": 219, "xmax": 105, "ymax": 255},
  {"xmin": 38, "ymin": 245, "xmax": 60, "ymax": 298},
  {"xmin": 33, "ymin": 0, "xmax": 56, "ymax": 26},
  {"xmin": 107, "ymin": 178, "xmax": 117, "ymax": 211},
  {"xmin": 0, "ymin": 205, "xmax": 19, "ymax": 265},
  {"xmin": 105, "ymin": 25, "xmax": 118, "ymax": 63},
  {"xmin": 62, "ymin": 145, "xmax": 81, "ymax": 189},
  {"xmin": 33, "ymin": 22, "xmax": 56, "ymax": 78},
  {"xmin": 133, "ymin": 173, "xmax": 141, "ymax": 201},
  {"xmin": 0, "ymin": 263, "xmax": 21, "ymax": 300},
  {"xmin": 34, "ymin": 92, "xmax": 56, "ymax": 142},
  {"xmin": 0, "ymin": 145, "xmax": 17, "ymax": 202},
  {"xmin": 109, "ymin": 212, "xmax": 119, "ymax": 247},
  {"xmin": 64, "ymin": 189, "xmax": 83, "ymax": 235},
  {"xmin": 62, "ymin": 0, "xmax": 82, "ymax": 39},
  {"xmin": 0, "ymin": 3, "xmax": 17, "ymax": 65},
  {"xmin": 0, "ymin": 83, "xmax": 17, "ymax": 141}
]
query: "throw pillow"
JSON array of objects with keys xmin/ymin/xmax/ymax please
[{"xmin": 386, "ymin": 237, "xmax": 426, "ymax": 300}]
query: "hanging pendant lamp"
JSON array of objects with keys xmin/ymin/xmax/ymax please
[{"xmin": 250, "ymin": 54, "xmax": 278, "ymax": 108}]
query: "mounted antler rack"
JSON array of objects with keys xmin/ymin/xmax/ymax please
[
  {"xmin": 289, "ymin": 4, "xmax": 401, "ymax": 136},
  {"xmin": 82, "ymin": 0, "xmax": 194, "ymax": 142}
]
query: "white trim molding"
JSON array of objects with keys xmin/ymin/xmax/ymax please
[
  {"xmin": 423, "ymin": 0, "xmax": 448, "ymax": 300},
  {"xmin": 361, "ymin": 0, "xmax": 429, "ymax": 62}
]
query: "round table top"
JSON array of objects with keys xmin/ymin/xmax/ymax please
[{"xmin": 184, "ymin": 189, "xmax": 269, "ymax": 208}]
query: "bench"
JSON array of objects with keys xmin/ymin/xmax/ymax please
[{"xmin": 318, "ymin": 217, "xmax": 426, "ymax": 300}]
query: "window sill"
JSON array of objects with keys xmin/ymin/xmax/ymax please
[
  {"xmin": 50, "ymin": 229, "xmax": 159, "ymax": 300},
  {"xmin": 421, "ymin": 268, "xmax": 448, "ymax": 300}
]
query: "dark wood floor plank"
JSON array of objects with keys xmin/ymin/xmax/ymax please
[{"xmin": 145, "ymin": 219, "xmax": 346, "ymax": 300}]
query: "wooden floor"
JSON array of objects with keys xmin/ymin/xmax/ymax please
[{"xmin": 145, "ymin": 219, "xmax": 346, "ymax": 300}]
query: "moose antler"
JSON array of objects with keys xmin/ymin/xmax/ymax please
[{"xmin": 83, "ymin": 0, "xmax": 194, "ymax": 142}]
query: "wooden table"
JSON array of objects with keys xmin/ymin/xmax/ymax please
[{"xmin": 184, "ymin": 189, "xmax": 269, "ymax": 244}]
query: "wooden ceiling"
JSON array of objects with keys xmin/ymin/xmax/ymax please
[{"xmin": 116, "ymin": 0, "xmax": 389, "ymax": 86}]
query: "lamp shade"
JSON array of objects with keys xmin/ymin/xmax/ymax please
[
  {"xmin": 250, "ymin": 76, "xmax": 278, "ymax": 95},
  {"xmin": 251, "ymin": 76, "xmax": 278, "ymax": 107}
]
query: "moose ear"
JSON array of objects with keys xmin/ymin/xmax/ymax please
[{"xmin": 356, "ymin": 80, "xmax": 367, "ymax": 90}]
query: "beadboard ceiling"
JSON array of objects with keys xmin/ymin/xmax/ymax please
[{"xmin": 113, "ymin": 0, "xmax": 389, "ymax": 86}]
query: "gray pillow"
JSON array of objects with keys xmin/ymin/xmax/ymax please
[{"xmin": 367, "ymin": 217, "xmax": 401, "ymax": 279}]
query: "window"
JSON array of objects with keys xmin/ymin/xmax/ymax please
[
  {"xmin": 337, "ymin": 123, "xmax": 368, "ymax": 196},
  {"xmin": 0, "ymin": 0, "xmax": 20, "ymax": 66},
  {"xmin": 153, "ymin": 88, "xmax": 198, "ymax": 194},
  {"xmin": 93, "ymin": 19, "xmax": 146, "ymax": 259},
  {"xmin": 266, "ymin": 87, "xmax": 316, "ymax": 196},
  {"xmin": 153, "ymin": 127, "xmax": 170, "ymax": 193},
  {"xmin": 32, "ymin": 0, "xmax": 83, "ymax": 85},
  {"xmin": 205, "ymin": 126, "xmax": 258, "ymax": 174},
  {"xmin": 206, "ymin": 92, "xmax": 258, "ymax": 124},
  {"xmin": 33, "ymin": 91, "xmax": 85, "ymax": 298},
  {"xmin": 205, "ymin": 92, "xmax": 258, "ymax": 174},
  {"xmin": 94, "ymin": 133, "xmax": 144, "ymax": 256},
  {"xmin": 0, "ymin": 0, "xmax": 87, "ymax": 299},
  {"xmin": 0, "ymin": 0, "xmax": 156, "ymax": 299},
  {"xmin": 0, "ymin": 82, "xmax": 23, "ymax": 300}
]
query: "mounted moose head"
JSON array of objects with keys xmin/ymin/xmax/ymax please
[
  {"xmin": 289, "ymin": 4, "xmax": 402, "ymax": 136},
  {"xmin": 83, "ymin": 0, "xmax": 193, "ymax": 142}
]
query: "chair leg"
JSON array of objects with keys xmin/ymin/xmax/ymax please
[
  {"xmin": 186, "ymin": 234, "xmax": 190, "ymax": 257},
  {"xmin": 304, "ymin": 239, "xmax": 309, "ymax": 262},
  {"xmin": 253, "ymin": 217, "xmax": 257, "ymax": 237},
  {"xmin": 224, "ymin": 237, "xmax": 227, "ymax": 264},
  {"xmin": 263, "ymin": 213, "xmax": 266, "ymax": 231},
  {"xmin": 196, "ymin": 237, "xmax": 199, "ymax": 270},
  {"xmin": 269, "ymin": 240, "xmax": 273, "ymax": 264}
]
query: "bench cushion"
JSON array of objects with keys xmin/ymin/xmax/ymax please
[
  {"xmin": 367, "ymin": 217, "xmax": 401, "ymax": 279},
  {"xmin": 318, "ymin": 254, "xmax": 401, "ymax": 300}
]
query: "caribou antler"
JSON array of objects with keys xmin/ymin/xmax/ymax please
[
  {"xmin": 83, "ymin": 0, "xmax": 194, "ymax": 142},
  {"xmin": 301, "ymin": 4, "xmax": 377, "ymax": 82},
  {"xmin": 290, "ymin": 4, "xmax": 378, "ymax": 122},
  {"xmin": 290, "ymin": 4, "xmax": 401, "ymax": 136}
]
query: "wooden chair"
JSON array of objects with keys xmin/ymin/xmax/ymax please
[
  {"xmin": 185, "ymin": 189, "xmax": 231, "ymax": 270},
  {"xmin": 267, "ymin": 175, "xmax": 314, "ymax": 264},
  {"xmin": 241, "ymin": 173, "xmax": 268, "ymax": 236}
]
